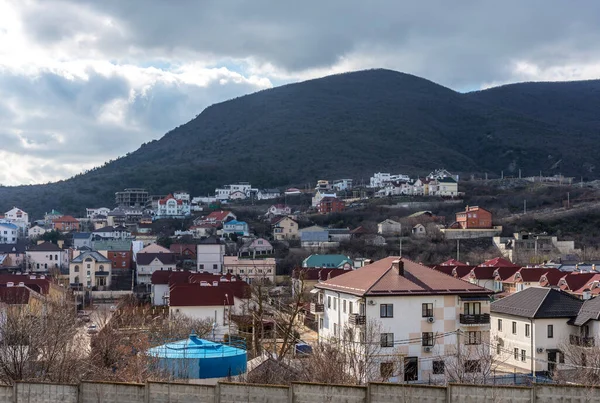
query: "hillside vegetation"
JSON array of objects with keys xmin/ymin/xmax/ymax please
[{"xmin": 3, "ymin": 69, "xmax": 600, "ymax": 218}]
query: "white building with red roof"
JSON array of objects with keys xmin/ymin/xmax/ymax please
[
  {"xmin": 154, "ymin": 193, "xmax": 191, "ymax": 219},
  {"xmin": 314, "ymin": 256, "xmax": 493, "ymax": 383}
]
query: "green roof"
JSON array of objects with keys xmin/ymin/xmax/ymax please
[
  {"xmin": 302, "ymin": 254, "xmax": 353, "ymax": 268},
  {"xmin": 47, "ymin": 209, "xmax": 62, "ymax": 215},
  {"xmin": 92, "ymin": 239, "xmax": 132, "ymax": 251}
]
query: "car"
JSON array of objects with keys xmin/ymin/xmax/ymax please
[
  {"xmin": 79, "ymin": 315, "xmax": 91, "ymax": 323},
  {"xmin": 87, "ymin": 324, "xmax": 98, "ymax": 335}
]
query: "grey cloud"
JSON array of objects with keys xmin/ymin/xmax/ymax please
[{"xmin": 19, "ymin": 0, "xmax": 600, "ymax": 88}]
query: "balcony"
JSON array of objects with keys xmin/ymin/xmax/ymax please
[
  {"xmin": 459, "ymin": 313, "xmax": 490, "ymax": 325},
  {"xmin": 570, "ymin": 334, "xmax": 595, "ymax": 347},
  {"xmin": 349, "ymin": 314, "xmax": 366, "ymax": 326},
  {"xmin": 310, "ymin": 303, "xmax": 324, "ymax": 314}
]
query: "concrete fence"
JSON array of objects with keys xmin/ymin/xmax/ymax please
[{"xmin": 5, "ymin": 381, "xmax": 600, "ymax": 402}]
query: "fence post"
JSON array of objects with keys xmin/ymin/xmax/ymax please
[
  {"xmin": 215, "ymin": 382, "xmax": 220, "ymax": 403},
  {"xmin": 12, "ymin": 383, "xmax": 16, "ymax": 403},
  {"xmin": 446, "ymin": 384, "xmax": 452, "ymax": 403},
  {"xmin": 530, "ymin": 383, "xmax": 536, "ymax": 403}
]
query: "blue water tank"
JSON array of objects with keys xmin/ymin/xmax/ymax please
[{"xmin": 148, "ymin": 333, "xmax": 247, "ymax": 379}]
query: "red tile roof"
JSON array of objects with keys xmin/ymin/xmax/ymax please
[
  {"xmin": 480, "ymin": 257, "xmax": 519, "ymax": 268},
  {"xmin": 469, "ymin": 266, "xmax": 497, "ymax": 280},
  {"xmin": 169, "ymin": 244, "xmax": 197, "ymax": 256},
  {"xmin": 205, "ymin": 210, "xmax": 233, "ymax": 222},
  {"xmin": 169, "ymin": 281, "xmax": 250, "ymax": 307},
  {"xmin": 292, "ymin": 267, "xmax": 349, "ymax": 281},
  {"xmin": 315, "ymin": 257, "xmax": 492, "ymax": 297},
  {"xmin": 159, "ymin": 194, "xmax": 183, "ymax": 205},
  {"xmin": 52, "ymin": 215, "xmax": 78, "ymax": 223},
  {"xmin": 559, "ymin": 273, "xmax": 600, "ymax": 294},
  {"xmin": 509, "ymin": 267, "xmax": 563, "ymax": 283},
  {"xmin": 0, "ymin": 275, "xmax": 52, "ymax": 295},
  {"xmin": 440, "ymin": 259, "xmax": 469, "ymax": 266},
  {"xmin": 0, "ymin": 286, "xmax": 31, "ymax": 305},
  {"xmin": 540, "ymin": 271, "xmax": 567, "ymax": 287},
  {"xmin": 494, "ymin": 266, "xmax": 522, "ymax": 281}
]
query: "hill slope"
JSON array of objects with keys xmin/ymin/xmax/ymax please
[{"xmin": 3, "ymin": 69, "xmax": 600, "ymax": 218}]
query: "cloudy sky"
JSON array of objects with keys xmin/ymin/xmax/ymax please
[{"xmin": 2, "ymin": 0, "xmax": 600, "ymax": 186}]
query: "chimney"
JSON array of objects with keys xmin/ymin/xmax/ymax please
[
  {"xmin": 57, "ymin": 240, "xmax": 64, "ymax": 249},
  {"xmin": 6, "ymin": 282, "xmax": 13, "ymax": 287},
  {"xmin": 18, "ymin": 282, "xmax": 24, "ymax": 287},
  {"xmin": 392, "ymin": 259, "xmax": 404, "ymax": 276},
  {"xmin": 37, "ymin": 240, "xmax": 44, "ymax": 245},
  {"xmin": 593, "ymin": 264, "xmax": 597, "ymax": 272}
]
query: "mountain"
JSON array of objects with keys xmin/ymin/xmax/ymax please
[{"xmin": 3, "ymin": 68, "xmax": 600, "ymax": 218}]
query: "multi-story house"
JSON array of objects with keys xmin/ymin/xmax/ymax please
[
  {"xmin": 311, "ymin": 190, "xmax": 337, "ymax": 208},
  {"xmin": 154, "ymin": 194, "xmax": 191, "ymax": 219},
  {"xmin": 27, "ymin": 241, "xmax": 69, "ymax": 273},
  {"xmin": 239, "ymin": 238, "xmax": 273, "ymax": 258},
  {"xmin": 223, "ymin": 256, "xmax": 276, "ymax": 284},
  {"xmin": 86, "ymin": 207, "xmax": 111, "ymax": 219},
  {"xmin": 313, "ymin": 257, "xmax": 493, "ymax": 383},
  {"xmin": 136, "ymin": 252, "xmax": 177, "ymax": 285},
  {"xmin": 0, "ymin": 241, "xmax": 27, "ymax": 269},
  {"xmin": 115, "ymin": 188, "xmax": 148, "ymax": 208},
  {"xmin": 368, "ymin": 173, "xmax": 410, "ymax": 189},
  {"xmin": 377, "ymin": 219, "xmax": 402, "ymax": 236},
  {"xmin": 94, "ymin": 239, "xmax": 134, "ymax": 271},
  {"xmin": 44, "ymin": 209, "xmax": 62, "ymax": 226},
  {"xmin": 0, "ymin": 223, "xmax": 18, "ymax": 244},
  {"xmin": 92, "ymin": 225, "xmax": 131, "ymax": 240},
  {"xmin": 52, "ymin": 215, "xmax": 80, "ymax": 232},
  {"xmin": 69, "ymin": 250, "xmax": 112, "ymax": 289},
  {"xmin": 73, "ymin": 233, "xmax": 93, "ymax": 249},
  {"xmin": 490, "ymin": 287, "xmax": 583, "ymax": 375},
  {"xmin": 215, "ymin": 183, "xmax": 254, "ymax": 201},
  {"xmin": 266, "ymin": 204, "xmax": 291, "ymax": 218},
  {"xmin": 223, "ymin": 220, "xmax": 250, "ymax": 237},
  {"xmin": 318, "ymin": 197, "xmax": 345, "ymax": 214},
  {"xmin": 3, "ymin": 207, "xmax": 29, "ymax": 236},
  {"xmin": 332, "ymin": 179, "xmax": 353, "ymax": 192},
  {"xmin": 257, "ymin": 189, "xmax": 281, "ymax": 200},
  {"xmin": 272, "ymin": 216, "xmax": 298, "ymax": 241},
  {"xmin": 197, "ymin": 237, "xmax": 225, "ymax": 274},
  {"xmin": 455, "ymin": 206, "xmax": 493, "ymax": 229},
  {"xmin": 27, "ymin": 225, "xmax": 47, "ymax": 239}
]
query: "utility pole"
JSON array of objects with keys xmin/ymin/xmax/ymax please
[
  {"xmin": 399, "ymin": 224, "xmax": 402, "ymax": 257},
  {"xmin": 519, "ymin": 169, "xmax": 522, "ymax": 179},
  {"xmin": 501, "ymin": 171, "xmax": 504, "ymax": 180},
  {"xmin": 524, "ymin": 200, "xmax": 527, "ymax": 215},
  {"xmin": 456, "ymin": 239, "xmax": 460, "ymax": 262},
  {"xmin": 567, "ymin": 192, "xmax": 570, "ymax": 209}
]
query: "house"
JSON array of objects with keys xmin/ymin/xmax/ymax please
[
  {"xmin": 500, "ymin": 267, "xmax": 563, "ymax": 295},
  {"xmin": 44, "ymin": 209, "xmax": 62, "ymax": 226},
  {"xmin": 284, "ymin": 188, "xmax": 302, "ymax": 196},
  {"xmin": 69, "ymin": 250, "xmax": 112, "ymax": 289},
  {"xmin": 257, "ymin": 189, "xmax": 281, "ymax": 200},
  {"xmin": 150, "ymin": 270, "xmax": 192, "ymax": 306},
  {"xmin": 493, "ymin": 232, "xmax": 577, "ymax": 264},
  {"xmin": 311, "ymin": 190, "xmax": 337, "ymax": 208},
  {"xmin": 94, "ymin": 240, "xmax": 134, "ymax": 272},
  {"xmin": 169, "ymin": 244, "xmax": 197, "ymax": 262},
  {"xmin": 369, "ymin": 172, "xmax": 410, "ymax": 188},
  {"xmin": 266, "ymin": 204, "xmax": 291, "ymax": 218},
  {"xmin": 155, "ymin": 194, "xmax": 191, "ymax": 219},
  {"xmin": 328, "ymin": 228, "xmax": 352, "ymax": 243},
  {"xmin": 136, "ymin": 252, "xmax": 177, "ymax": 284},
  {"xmin": 52, "ymin": 215, "xmax": 80, "ymax": 232},
  {"xmin": 197, "ymin": 210, "xmax": 237, "ymax": 226},
  {"xmin": 363, "ymin": 234, "xmax": 386, "ymax": 246},
  {"xmin": 86, "ymin": 207, "xmax": 111, "ymax": 219},
  {"xmin": 92, "ymin": 225, "xmax": 131, "ymax": 240},
  {"xmin": 0, "ymin": 241, "xmax": 28, "ymax": 269},
  {"xmin": 168, "ymin": 279, "xmax": 250, "ymax": 339},
  {"xmin": 314, "ymin": 257, "xmax": 493, "ymax": 383},
  {"xmin": 300, "ymin": 230, "xmax": 331, "ymax": 249},
  {"xmin": 412, "ymin": 224, "xmax": 427, "ymax": 237},
  {"xmin": 490, "ymin": 287, "xmax": 583, "ymax": 375},
  {"xmin": 215, "ymin": 183, "xmax": 254, "ymax": 201},
  {"xmin": 377, "ymin": 219, "xmax": 402, "ymax": 236},
  {"xmin": 0, "ymin": 223, "xmax": 18, "ymax": 244},
  {"xmin": 239, "ymin": 238, "xmax": 273, "ymax": 258},
  {"xmin": 190, "ymin": 223, "xmax": 218, "ymax": 238},
  {"xmin": 27, "ymin": 241, "xmax": 68, "ymax": 273},
  {"xmin": 4, "ymin": 207, "xmax": 29, "ymax": 226},
  {"xmin": 318, "ymin": 197, "xmax": 345, "ymax": 214},
  {"xmin": 223, "ymin": 220, "xmax": 250, "ymax": 237},
  {"xmin": 27, "ymin": 225, "xmax": 47, "ymax": 239},
  {"xmin": 332, "ymin": 179, "xmax": 353, "ymax": 192},
  {"xmin": 272, "ymin": 217, "xmax": 299, "ymax": 241},
  {"xmin": 223, "ymin": 256, "xmax": 276, "ymax": 284},
  {"xmin": 302, "ymin": 254, "xmax": 353, "ymax": 269},
  {"xmin": 436, "ymin": 177, "xmax": 459, "ymax": 197},
  {"xmin": 455, "ymin": 206, "xmax": 492, "ymax": 230},
  {"xmin": 197, "ymin": 237, "xmax": 225, "ymax": 274},
  {"xmin": 72, "ymin": 232, "xmax": 93, "ymax": 249}
]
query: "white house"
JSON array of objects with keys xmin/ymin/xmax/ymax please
[
  {"xmin": 412, "ymin": 224, "xmax": 427, "ymax": 237},
  {"xmin": 314, "ymin": 257, "xmax": 492, "ymax": 383},
  {"xmin": 266, "ymin": 204, "xmax": 291, "ymax": 217},
  {"xmin": 369, "ymin": 173, "xmax": 410, "ymax": 188},
  {"xmin": 0, "ymin": 223, "xmax": 18, "ymax": 244},
  {"xmin": 27, "ymin": 241, "xmax": 68, "ymax": 273},
  {"xmin": 27, "ymin": 225, "xmax": 47, "ymax": 239},
  {"xmin": 377, "ymin": 219, "xmax": 402, "ymax": 236},
  {"xmin": 196, "ymin": 238, "xmax": 225, "ymax": 274},
  {"xmin": 257, "ymin": 189, "xmax": 281, "ymax": 200},
  {"xmin": 490, "ymin": 287, "xmax": 586, "ymax": 375},
  {"xmin": 223, "ymin": 220, "xmax": 250, "ymax": 237},
  {"xmin": 215, "ymin": 183, "xmax": 255, "ymax": 201},
  {"xmin": 332, "ymin": 179, "xmax": 353, "ymax": 192},
  {"xmin": 154, "ymin": 194, "xmax": 191, "ymax": 219},
  {"xmin": 136, "ymin": 252, "xmax": 177, "ymax": 284},
  {"xmin": 69, "ymin": 250, "xmax": 112, "ymax": 289},
  {"xmin": 223, "ymin": 256, "xmax": 276, "ymax": 284},
  {"xmin": 4, "ymin": 207, "xmax": 29, "ymax": 234},
  {"xmin": 92, "ymin": 225, "xmax": 131, "ymax": 240},
  {"xmin": 86, "ymin": 207, "xmax": 111, "ymax": 219}
]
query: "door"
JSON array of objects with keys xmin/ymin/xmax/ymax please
[
  {"xmin": 547, "ymin": 351, "xmax": 557, "ymax": 374},
  {"xmin": 404, "ymin": 357, "xmax": 418, "ymax": 382}
]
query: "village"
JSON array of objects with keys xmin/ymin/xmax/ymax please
[{"xmin": 0, "ymin": 168, "xmax": 597, "ymax": 387}]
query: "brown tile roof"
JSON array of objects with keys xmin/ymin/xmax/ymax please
[
  {"xmin": 539, "ymin": 271, "xmax": 567, "ymax": 287},
  {"xmin": 509, "ymin": 267, "xmax": 563, "ymax": 283},
  {"xmin": 169, "ymin": 281, "xmax": 250, "ymax": 306},
  {"xmin": 431, "ymin": 266, "xmax": 455, "ymax": 276},
  {"xmin": 559, "ymin": 273, "xmax": 600, "ymax": 294},
  {"xmin": 292, "ymin": 267, "xmax": 349, "ymax": 281},
  {"xmin": 52, "ymin": 215, "xmax": 79, "ymax": 223},
  {"xmin": 29, "ymin": 242, "xmax": 63, "ymax": 252},
  {"xmin": 493, "ymin": 266, "xmax": 521, "ymax": 281},
  {"xmin": 440, "ymin": 259, "xmax": 469, "ymax": 266},
  {"xmin": 206, "ymin": 210, "xmax": 233, "ymax": 222},
  {"xmin": 469, "ymin": 266, "xmax": 497, "ymax": 280},
  {"xmin": 480, "ymin": 257, "xmax": 519, "ymax": 268},
  {"xmin": 136, "ymin": 252, "xmax": 177, "ymax": 266},
  {"xmin": 315, "ymin": 256, "xmax": 492, "ymax": 297},
  {"xmin": 0, "ymin": 286, "xmax": 31, "ymax": 305},
  {"xmin": 169, "ymin": 244, "xmax": 197, "ymax": 256}
]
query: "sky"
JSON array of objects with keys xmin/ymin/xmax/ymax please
[{"xmin": 2, "ymin": 0, "xmax": 600, "ymax": 186}]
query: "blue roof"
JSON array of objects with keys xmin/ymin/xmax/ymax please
[
  {"xmin": 72, "ymin": 232, "xmax": 92, "ymax": 239},
  {"xmin": 303, "ymin": 254, "xmax": 353, "ymax": 268},
  {"xmin": 225, "ymin": 220, "xmax": 247, "ymax": 226},
  {"xmin": 0, "ymin": 223, "xmax": 18, "ymax": 230},
  {"xmin": 147, "ymin": 335, "xmax": 246, "ymax": 359},
  {"xmin": 301, "ymin": 232, "xmax": 329, "ymax": 242}
]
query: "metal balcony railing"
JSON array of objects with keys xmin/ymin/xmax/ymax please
[{"xmin": 459, "ymin": 313, "xmax": 491, "ymax": 325}]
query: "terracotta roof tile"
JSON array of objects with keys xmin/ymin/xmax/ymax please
[{"xmin": 480, "ymin": 257, "xmax": 519, "ymax": 268}]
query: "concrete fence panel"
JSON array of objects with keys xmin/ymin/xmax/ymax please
[
  {"xmin": 148, "ymin": 382, "xmax": 215, "ymax": 403},
  {"xmin": 450, "ymin": 384, "xmax": 532, "ymax": 403},
  {"xmin": 369, "ymin": 382, "xmax": 446, "ymax": 403},
  {"xmin": 0, "ymin": 385, "xmax": 12, "ymax": 403},
  {"xmin": 292, "ymin": 383, "xmax": 367, "ymax": 403},
  {"xmin": 536, "ymin": 384, "xmax": 600, "ymax": 403},
  {"xmin": 80, "ymin": 381, "xmax": 145, "ymax": 403},
  {"xmin": 218, "ymin": 382, "xmax": 289, "ymax": 403},
  {"xmin": 16, "ymin": 382, "xmax": 77, "ymax": 403}
]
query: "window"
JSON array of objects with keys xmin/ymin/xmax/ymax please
[
  {"xmin": 422, "ymin": 303, "xmax": 433, "ymax": 317},
  {"xmin": 213, "ymin": 264, "xmax": 218, "ymax": 271},
  {"xmin": 199, "ymin": 264, "xmax": 204, "ymax": 271},
  {"xmin": 327, "ymin": 296, "xmax": 331, "ymax": 309},
  {"xmin": 333, "ymin": 323, "xmax": 338, "ymax": 336},
  {"xmin": 74, "ymin": 265, "xmax": 79, "ymax": 272},
  {"xmin": 422, "ymin": 332, "xmax": 434, "ymax": 346},
  {"xmin": 548, "ymin": 325, "xmax": 554, "ymax": 338},
  {"xmin": 343, "ymin": 300, "xmax": 347, "ymax": 313},
  {"xmin": 380, "ymin": 362, "xmax": 394, "ymax": 379},
  {"xmin": 464, "ymin": 360, "xmax": 481, "ymax": 373},
  {"xmin": 525, "ymin": 324, "xmax": 530, "ymax": 337},
  {"xmin": 333, "ymin": 298, "xmax": 337, "ymax": 310},
  {"xmin": 464, "ymin": 302, "xmax": 481, "ymax": 315},
  {"xmin": 381, "ymin": 333, "xmax": 394, "ymax": 347},
  {"xmin": 349, "ymin": 302, "xmax": 353, "ymax": 314},
  {"xmin": 520, "ymin": 349, "xmax": 526, "ymax": 362},
  {"xmin": 319, "ymin": 318, "xmax": 323, "ymax": 329},
  {"xmin": 466, "ymin": 331, "xmax": 481, "ymax": 345},
  {"xmin": 49, "ymin": 255, "xmax": 52, "ymax": 261},
  {"xmin": 432, "ymin": 360, "xmax": 445, "ymax": 375},
  {"xmin": 498, "ymin": 319, "xmax": 502, "ymax": 331},
  {"xmin": 380, "ymin": 304, "xmax": 393, "ymax": 318},
  {"xmin": 512, "ymin": 321, "xmax": 517, "ymax": 334},
  {"xmin": 514, "ymin": 348, "xmax": 519, "ymax": 360}
]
